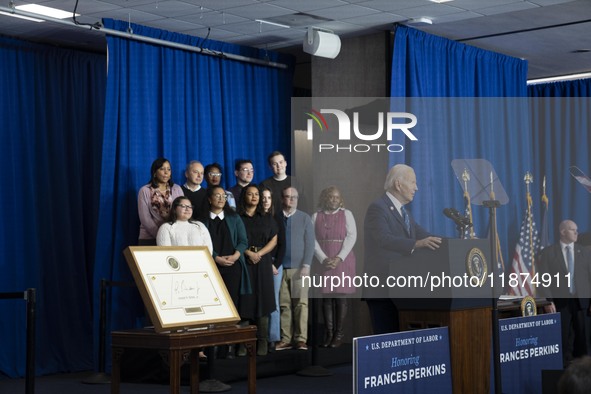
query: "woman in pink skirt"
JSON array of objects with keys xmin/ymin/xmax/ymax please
[{"xmin": 312, "ymin": 186, "xmax": 357, "ymax": 348}]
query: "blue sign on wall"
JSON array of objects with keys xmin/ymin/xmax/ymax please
[
  {"xmin": 495, "ymin": 312, "xmax": 562, "ymax": 393},
  {"xmin": 353, "ymin": 327, "xmax": 452, "ymax": 393}
]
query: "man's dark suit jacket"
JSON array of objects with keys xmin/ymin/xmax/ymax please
[
  {"xmin": 363, "ymin": 194, "xmax": 432, "ymax": 298},
  {"xmin": 537, "ymin": 243, "xmax": 591, "ymax": 310},
  {"xmin": 537, "ymin": 243, "xmax": 591, "ymax": 362}
]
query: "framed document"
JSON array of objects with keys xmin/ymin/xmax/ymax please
[{"xmin": 123, "ymin": 246, "xmax": 240, "ymax": 332}]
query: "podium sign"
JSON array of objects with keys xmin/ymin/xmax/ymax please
[
  {"xmin": 494, "ymin": 313, "xmax": 562, "ymax": 393},
  {"xmin": 123, "ymin": 246, "xmax": 240, "ymax": 332},
  {"xmin": 390, "ymin": 238, "xmax": 496, "ymax": 303},
  {"xmin": 353, "ymin": 327, "xmax": 452, "ymax": 393}
]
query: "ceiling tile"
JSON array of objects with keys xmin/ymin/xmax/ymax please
[
  {"xmin": 269, "ymin": 0, "xmax": 348, "ymax": 13},
  {"xmin": 342, "ymin": 12, "xmax": 406, "ymax": 26},
  {"xmin": 475, "ymin": 2, "xmax": 540, "ymax": 16},
  {"xmin": 307, "ymin": 4, "xmax": 381, "ymax": 19},
  {"xmin": 223, "ymin": 3, "xmax": 295, "ymax": 19},
  {"xmin": 133, "ymin": 1, "xmax": 204, "ymax": 18},
  {"xmin": 176, "ymin": 10, "xmax": 248, "ymax": 26},
  {"xmin": 356, "ymin": 0, "xmax": 431, "ymax": 12}
]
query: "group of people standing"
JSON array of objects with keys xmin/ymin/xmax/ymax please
[{"xmin": 136, "ymin": 151, "xmax": 358, "ymax": 356}]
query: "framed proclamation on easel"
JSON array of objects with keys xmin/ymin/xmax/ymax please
[{"xmin": 123, "ymin": 246, "xmax": 240, "ymax": 332}]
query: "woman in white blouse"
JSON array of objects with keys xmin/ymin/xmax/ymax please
[
  {"xmin": 156, "ymin": 196, "xmax": 213, "ymax": 254},
  {"xmin": 156, "ymin": 195, "xmax": 213, "ymax": 360}
]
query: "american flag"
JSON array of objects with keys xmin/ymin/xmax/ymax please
[
  {"xmin": 462, "ymin": 194, "xmax": 475, "ymax": 239},
  {"xmin": 508, "ymin": 203, "xmax": 541, "ymax": 296}
]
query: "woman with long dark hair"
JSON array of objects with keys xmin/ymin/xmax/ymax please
[
  {"xmin": 138, "ymin": 158, "xmax": 183, "ymax": 245},
  {"xmin": 261, "ymin": 186, "xmax": 285, "ymax": 352},
  {"xmin": 156, "ymin": 196, "xmax": 212, "ymax": 253},
  {"xmin": 237, "ymin": 184, "xmax": 278, "ymax": 356}
]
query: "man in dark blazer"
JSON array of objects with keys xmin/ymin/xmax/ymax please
[
  {"xmin": 364, "ymin": 164, "xmax": 442, "ymax": 335},
  {"xmin": 537, "ymin": 220, "xmax": 591, "ymax": 365}
]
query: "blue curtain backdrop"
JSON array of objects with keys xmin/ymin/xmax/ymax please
[
  {"xmin": 528, "ymin": 80, "xmax": 591, "ymax": 242},
  {"xmin": 93, "ymin": 20, "xmax": 294, "ymax": 369},
  {"xmin": 390, "ymin": 26, "xmax": 530, "ymax": 270},
  {"xmin": 0, "ymin": 36, "xmax": 106, "ymax": 377}
]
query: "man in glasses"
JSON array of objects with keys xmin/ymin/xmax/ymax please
[
  {"xmin": 229, "ymin": 159, "xmax": 254, "ymax": 202},
  {"xmin": 275, "ymin": 187, "xmax": 315, "ymax": 351},
  {"xmin": 204, "ymin": 162, "xmax": 236, "ymax": 209}
]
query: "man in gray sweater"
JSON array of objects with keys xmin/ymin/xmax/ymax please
[{"xmin": 275, "ymin": 186, "xmax": 315, "ymax": 351}]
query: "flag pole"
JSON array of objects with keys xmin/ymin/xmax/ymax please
[
  {"xmin": 525, "ymin": 172, "xmax": 536, "ymax": 296},
  {"xmin": 483, "ymin": 171, "xmax": 502, "ymax": 394}
]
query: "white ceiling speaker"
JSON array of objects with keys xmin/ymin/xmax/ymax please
[{"xmin": 303, "ymin": 27, "xmax": 341, "ymax": 59}]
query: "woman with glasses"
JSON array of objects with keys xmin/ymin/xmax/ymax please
[
  {"xmin": 237, "ymin": 184, "xmax": 278, "ymax": 356},
  {"xmin": 204, "ymin": 186, "xmax": 250, "ymax": 359},
  {"xmin": 138, "ymin": 158, "xmax": 184, "ymax": 245},
  {"xmin": 156, "ymin": 195, "xmax": 213, "ymax": 361},
  {"xmin": 204, "ymin": 162, "xmax": 236, "ymax": 209},
  {"xmin": 156, "ymin": 196, "xmax": 213, "ymax": 253}
]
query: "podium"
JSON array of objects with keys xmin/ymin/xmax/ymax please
[{"xmin": 390, "ymin": 239, "xmax": 494, "ymax": 394}]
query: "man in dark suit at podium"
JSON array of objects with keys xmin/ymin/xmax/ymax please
[
  {"xmin": 363, "ymin": 164, "xmax": 442, "ymax": 335},
  {"xmin": 537, "ymin": 220, "xmax": 591, "ymax": 365}
]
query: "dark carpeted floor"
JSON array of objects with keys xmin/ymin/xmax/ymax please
[{"xmin": 0, "ymin": 345, "xmax": 353, "ymax": 393}]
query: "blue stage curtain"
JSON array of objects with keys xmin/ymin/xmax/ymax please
[
  {"xmin": 390, "ymin": 26, "xmax": 529, "ymax": 269},
  {"xmin": 0, "ymin": 36, "xmax": 106, "ymax": 377},
  {"xmin": 528, "ymin": 79, "xmax": 591, "ymax": 241},
  {"xmin": 93, "ymin": 20, "xmax": 294, "ymax": 369}
]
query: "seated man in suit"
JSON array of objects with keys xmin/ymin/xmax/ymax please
[
  {"xmin": 363, "ymin": 164, "xmax": 442, "ymax": 335},
  {"xmin": 537, "ymin": 220, "xmax": 591, "ymax": 365}
]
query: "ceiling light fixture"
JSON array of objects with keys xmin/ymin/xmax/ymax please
[
  {"xmin": 255, "ymin": 19, "xmax": 290, "ymax": 29},
  {"xmin": 0, "ymin": 10, "xmax": 43, "ymax": 22},
  {"xmin": 15, "ymin": 4, "xmax": 78, "ymax": 19},
  {"xmin": 303, "ymin": 27, "xmax": 341, "ymax": 59}
]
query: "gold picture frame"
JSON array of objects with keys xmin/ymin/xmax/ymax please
[{"xmin": 123, "ymin": 246, "xmax": 240, "ymax": 332}]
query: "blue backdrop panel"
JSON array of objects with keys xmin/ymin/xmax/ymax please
[
  {"xmin": 390, "ymin": 26, "xmax": 530, "ymax": 268},
  {"xmin": 0, "ymin": 36, "xmax": 106, "ymax": 377}
]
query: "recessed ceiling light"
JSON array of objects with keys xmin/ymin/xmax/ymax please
[
  {"xmin": 15, "ymin": 4, "xmax": 78, "ymax": 19},
  {"xmin": 429, "ymin": 0, "xmax": 454, "ymax": 3},
  {"xmin": 0, "ymin": 10, "xmax": 44, "ymax": 22}
]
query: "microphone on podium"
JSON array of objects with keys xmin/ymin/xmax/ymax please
[{"xmin": 443, "ymin": 208, "xmax": 472, "ymax": 227}]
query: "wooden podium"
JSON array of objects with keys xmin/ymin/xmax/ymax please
[{"xmin": 391, "ymin": 238, "xmax": 494, "ymax": 394}]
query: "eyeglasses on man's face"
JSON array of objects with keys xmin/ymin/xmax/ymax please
[
  {"xmin": 239, "ymin": 168, "xmax": 254, "ymax": 174},
  {"xmin": 283, "ymin": 195, "xmax": 298, "ymax": 200},
  {"xmin": 178, "ymin": 204, "xmax": 193, "ymax": 210},
  {"xmin": 208, "ymin": 172, "xmax": 222, "ymax": 178},
  {"xmin": 213, "ymin": 193, "xmax": 228, "ymax": 200}
]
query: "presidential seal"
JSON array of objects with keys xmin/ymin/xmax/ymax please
[
  {"xmin": 466, "ymin": 247, "xmax": 488, "ymax": 287},
  {"xmin": 167, "ymin": 256, "xmax": 180, "ymax": 271},
  {"xmin": 521, "ymin": 296, "xmax": 537, "ymax": 317}
]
